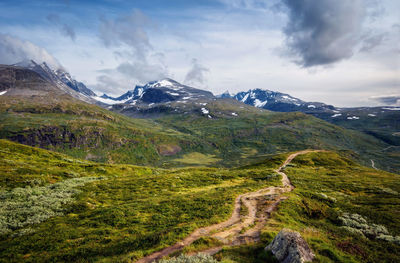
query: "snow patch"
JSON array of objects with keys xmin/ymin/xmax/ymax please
[
  {"xmin": 92, "ymin": 96, "xmax": 126, "ymax": 105},
  {"xmin": 182, "ymin": 96, "xmax": 190, "ymax": 100},
  {"xmin": 231, "ymin": 112, "xmax": 238, "ymax": 116},
  {"xmin": 241, "ymin": 93, "xmax": 249, "ymax": 102},
  {"xmin": 167, "ymin": 92, "xmax": 180, "ymax": 96},
  {"xmin": 347, "ymin": 116, "xmax": 360, "ymax": 120},
  {"xmin": 254, "ymin": 99, "xmax": 267, "ymax": 108},
  {"xmin": 368, "ymin": 114, "xmax": 376, "ymax": 117},
  {"xmin": 137, "ymin": 88, "xmax": 144, "ymax": 97},
  {"xmin": 0, "ymin": 90, "xmax": 7, "ymax": 96},
  {"xmin": 208, "ymin": 115, "xmax": 212, "ymax": 119},
  {"xmin": 201, "ymin": 108, "xmax": 209, "ymax": 114},
  {"xmin": 307, "ymin": 105, "xmax": 316, "ymax": 108},
  {"xmin": 383, "ymin": 107, "xmax": 400, "ymax": 111},
  {"xmin": 282, "ymin": 95, "xmax": 298, "ymax": 101},
  {"xmin": 331, "ymin": 114, "xmax": 342, "ymax": 118}
]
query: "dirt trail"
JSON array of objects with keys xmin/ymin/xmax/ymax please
[
  {"xmin": 136, "ymin": 150, "xmax": 322, "ymax": 263},
  {"xmin": 371, "ymin": 159, "xmax": 378, "ymax": 170}
]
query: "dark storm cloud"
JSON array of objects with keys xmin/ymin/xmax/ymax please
[
  {"xmin": 46, "ymin": 14, "xmax": 76, "ymax": 41},
  {"xmin": 282, "ymin": 0, "xmax": 366, "ymax": 67}
]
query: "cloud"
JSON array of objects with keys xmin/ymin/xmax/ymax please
[
  {"xmin": 94, "ymin": 9, "xmax": 168, "ymax": 93},
  {"xmin": 98, "ymin": 9, "xmax": 152, "ymax": 60},
  {"xmin": 184, "ymin": 59, "xmax": 209, "ymax": 86},
  {"xmin": 370, "ymin": 94, "xmax": 400, "ymax": 106},
  {"xmin": 218, "ymin": 0, "xmax": 270, "ymax": 10},
  {"xmin": 46, "ymin": 14, "xmax": 76, "ymax": 41},
  {"xmin": 360, "ymin": 32, "xmax": 387, "ymax": 52},
  {"xmin": 94, "ymin": 74, "xmax": 132, "ymax": 95},
  {"xmin": 116, "ymin": 61, "xmax": 166, "ymax": 83},
  {"xmin": 282, "ymin": 0, "xmax": 366, "ymax": 67},
  {"xmin": 0, "ymin": 33, "xmax": 61, "ymax": 69}
]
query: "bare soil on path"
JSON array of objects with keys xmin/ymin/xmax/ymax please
[{"xmin": 136, "ymin": 150, "xmax": 322, "ymax": 263}]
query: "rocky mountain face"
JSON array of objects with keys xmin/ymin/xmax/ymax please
[
  {"xmin": 11, "ymin": 60, "xmax": 96, "ymax": 102},
  {"xmin": 94, "ymin": 78, "xmax": 213, "ymax": 105},
  {"xmin": 219, "ymin": 88, "xmax": 335, "ymax": 113},
  {"xmin": 93, "ymin": 78, "xmax": 215, "ymax": 118},
  {"xmin": 0, "ymin": 64, "xmax": 67, "ymax": 96},
  {"xmin": 55, "ymin": 69, "xmax": 96, "ymax": 97}
]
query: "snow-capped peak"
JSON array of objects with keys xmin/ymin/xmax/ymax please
[{"xmin": 146, "ymin": 78, "xmax": 183, "ymax": 90}]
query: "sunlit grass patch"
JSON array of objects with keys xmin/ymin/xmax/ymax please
[{"xmin": 173, "ymin": 152, "xmax": 222, "ymax": 165}]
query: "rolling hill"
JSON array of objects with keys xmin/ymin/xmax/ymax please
[{"xmin": 1, "ymin": 64, "xmax": 399, "ymax": 173}]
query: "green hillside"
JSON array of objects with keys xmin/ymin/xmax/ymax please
[
  {"xmin": 2, "ymin": 95, "xmax": 399, "ymax": 173},
  {"xmin": 0, "ymin": 95, "xmax": 199, "ymax": 166},
  {"xmin": 155, "ymin": 100, "xmax": 399, "ymax": 173},
  {"xmin": 0, "ymin": 139, "xmax": 281, "ymax": 262},
  {"xmin": 1, "ymin": 140, "xmax": 399, "ymax": 262}
]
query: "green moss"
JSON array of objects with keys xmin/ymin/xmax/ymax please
[{"xmin": 0, "ymin": 140, "xmax": 280, "ymax": 263}]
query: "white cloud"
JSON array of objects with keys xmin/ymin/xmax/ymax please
[
  {"xmin": 0, "ymin": 33, "xmax": 61, "ymax": 69},
  {"xmin": 184, "ymin": 59, "xmax": 209, "ymax": 87}
]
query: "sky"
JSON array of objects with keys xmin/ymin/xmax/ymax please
[{"xmin": 0, "ymin": 0, "xmax": 399, "ymax": 107}]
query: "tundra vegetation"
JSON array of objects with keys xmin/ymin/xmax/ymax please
[
  {"xmin": 0, "ymin": 140, "xmax": 399, "ymax": 262},
  {"xmin": 2, "ymin": 96, "xmax": 400, "ymax": 173}
]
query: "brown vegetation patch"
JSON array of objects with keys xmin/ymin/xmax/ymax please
[{"xmin": 157, "ymin": 144, "xmax": 182, "ymax": 156}]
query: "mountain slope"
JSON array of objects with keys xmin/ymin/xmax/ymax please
[
  {"xmin": 219, "ymin": 88, "xmax": 335, "ymax": 113},
  {"xmin": 0, "ymin": 67, "xmax": 398, "ymax": 172},
  {"xmin": 0, "ymin": 140, "xmax": 398, "ymax": 263},
  {"xmin": 94, "ymin": 78, "xmax": 213, "ymax": 106},
  {"xmin": 12, "ymin": 60, "xmax": 96, "ymax": 102},
  {"xmin": 220, "ymin": 88, "xmax": 400, "ymax": 153},
  {"xmin": 0, "ymin": 65, "xmax": 201, "ymax": 165},
  {"xmin": 153, "ymin": 99, "xmax": 399, "ymax": 172}
]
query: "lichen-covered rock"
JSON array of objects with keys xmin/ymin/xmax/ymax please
[{"xmin": 265, "ymin": 229, "xmax": 315, "ymax": 263}]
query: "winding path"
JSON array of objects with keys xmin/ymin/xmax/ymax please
[
  {"xmin": 371, "ymin": 159, "xmax": 378, "ymax": 170},
  {"xmin": 136, "ymin": 150, "xmax": 322, "ymax": 263}
]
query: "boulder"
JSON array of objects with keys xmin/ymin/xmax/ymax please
[{"xmin": 265, "ymin": 229, "xmax": 314, "ymax": 263}]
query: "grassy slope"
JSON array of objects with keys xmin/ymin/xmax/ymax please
[
  {"xmin": 1, "ymin": 141, "xmax": 399, "ymax": 262},
  {"xmin": 0, "ymin": 139, "xmax": 281, "ymax": 263},
  {"xmin": 1, "ymin": 95, "xmax": 399, "ymax": 173},
  {"xmin": 156, "ymin": 100, "xmax": 399, "ymax": 173},
  {"xmin": 217, "ymin": 151, "xmax": 400, "ymax": 263},
  {"xmin": 0, "ymin": 95, "xmax": 200, "ymax": 166}
]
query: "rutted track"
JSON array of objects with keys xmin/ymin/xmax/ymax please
[{"xmin": 136, "ymin": 150, "xmax": 322, "ymax": 263}]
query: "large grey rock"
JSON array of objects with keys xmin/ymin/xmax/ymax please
[{"xmin": 265, "ymin": 229, "xmax": 315, "ymax": 263}]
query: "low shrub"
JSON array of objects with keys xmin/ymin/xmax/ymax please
[{"xmin": 0, "ymin": 176, "xmax": 102, "ymax": 235}]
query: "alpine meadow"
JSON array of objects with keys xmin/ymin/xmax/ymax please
[{"xmin": 0, "ymin": 1, "xmax": 399, "ymax": 263}]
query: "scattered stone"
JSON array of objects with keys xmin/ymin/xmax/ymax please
[{"xmin": 265, "ymin": 229, "xmax": 315, "ymax": 263}]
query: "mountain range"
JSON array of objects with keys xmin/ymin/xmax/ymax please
[
  {"xmin": 91, "ymin": 72, "xmax": 400, "ymax": 148},
  {"xmin": 0, "ymin": 61, "xmax": 399, "ymax": 173}
]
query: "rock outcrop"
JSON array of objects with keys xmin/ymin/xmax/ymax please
[{"xmin": 265, "ymin": 229, "xmax": 314, "ymax": 263}]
